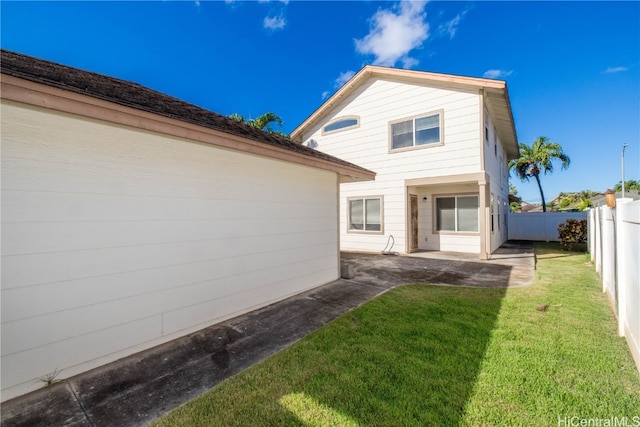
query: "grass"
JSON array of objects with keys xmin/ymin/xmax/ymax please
[
  {"xmin": 151, "ymin": 243, "xmax": 640, "ymax": 426},
  {"xmin": 38, "ymin": 367, "xmax": 62, "ymax": 387}
]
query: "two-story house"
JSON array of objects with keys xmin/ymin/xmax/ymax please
[{"xmin": 291, "ymin": 66, "xmax": 518, "ymax": 259}]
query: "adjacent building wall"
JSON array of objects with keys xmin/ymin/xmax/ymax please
[
  {"xmin": 1, "ymin": 100, "xmax": 340, "ymax": 400},
  {"xmin": 483, "ymin": 104, "xmax": 510, "ymax": 252}
]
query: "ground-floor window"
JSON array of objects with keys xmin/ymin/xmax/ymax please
[
  {"xmin": 436, "ymin": 195, "xmax": 479, "ymax": 232},
  {"xmin": 348, "ymin": 197, "xmax": 382, "ymax": 232}
]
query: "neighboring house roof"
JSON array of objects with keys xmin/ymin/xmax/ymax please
[
  {"xmin": 519, "ymin": 202, "xmax": 541, "ymax": 213},
  {"xmin": 291, "ymin": 65, "xmax": 519, "ymax": 159},
  {"xmin": 0, "ymin": 49, "xmax": 375, "ymax": 182},
  {"xmin": 590, "ymin": 189, "xmax": 640, "ymax": 207}
]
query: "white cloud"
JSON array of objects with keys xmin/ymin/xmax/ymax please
[
  {"xmin": 436, "ymin": 6, "xmax": 471, "ymax": 39},
  {"xmin": 264, "ymin": 14, "xmax": 286, "ymax": 31},
  {"xmin": 401, "ymin": 57, "xmax": 419, "ymax": 69},
  {"xmin": 604, "ymin": 66, "xmax": 628, "ymax": 74},
  {"xmin": 320, "ymin": 70, "xmax": 355, "ymax": 100},
  {"xmin": 438, "ymin": 14, "xmax": 460, "ymax": 39},
  {"xmin": 354, "ymin": 0, "xmax": 429, "ymax": 68},
  {"xmin": 483, "ymin": 69, "xmax": 513, "ymax": 79},
  {"xmin": 335, "ymin": 70, "xmax": 356, "ymax": 87},
  {"xmin": 224, "ymin": 0, "xmax": 241, "ymax": 9}
]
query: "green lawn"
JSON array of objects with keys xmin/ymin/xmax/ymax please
[{"xmin": 151, "ymin": 243, "xmax": 640, "ymax": 426}]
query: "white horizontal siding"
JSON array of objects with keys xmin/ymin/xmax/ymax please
[
  {"xmin": 338, "ymin": 180, "xmax": 406, "ymax": 253},
  {"xmin": 484, "ymin": 111, "xmax": 510, "ymax": 251},
  {"xmin": 413, "ymin": 184, "xmax": 480, "ymax": 252},
  {"xmin": 2, "ymin": 315, "xmax": 162, "ymax": 402},
  {"xmin": 436, "ymin": 234, "xmax": 481, "ymax": 253},
  {"xmin": 303, "ymin": 78, "xmax": 482, "ymax": 253},
  {"xmin": 1, "ymin": 101, "xmax": 339, "ymax": 400}
]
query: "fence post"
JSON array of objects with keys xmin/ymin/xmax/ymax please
[
  {"xmin": 602, "ymin": 207, "xmax": 617, "ymax": 309},
  {"xmin": 595, "ymin": 207, "xmax": 602, "ymax": 278},
  {"xmin": 616, "ymin": 202, "xmax": 626, "ymax": 336},
  {"xmin": 587, "ymin": 208, "xmax": 596, "ymax": 262}
]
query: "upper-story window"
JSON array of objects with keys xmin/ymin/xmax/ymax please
[
  {"xmin": 322, "ymin": 116, "xmax": 360, "ymax": 135},
  {"xmin": 390, "ymin": 111, "xmax": 443, "ymax": 151}
]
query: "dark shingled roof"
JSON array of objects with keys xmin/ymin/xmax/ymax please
[{"xmin": 1, "ymin": 49, "xmax": 372, "ymax": 175}]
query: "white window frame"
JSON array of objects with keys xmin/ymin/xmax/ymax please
[
  {"xmin": 389, "ymin": 110, "xmax": 444, "ymax": 152},
  {"xmin": 434, "ymin": 194, "xmax": 479, "ymax": 234},
  {"xmin": 347, "ymin": 196, "xmax": 384, "ymax": 234},
  {"xmin": 322, "ymin": 115, "xmax": 360, "ymax": 135}
]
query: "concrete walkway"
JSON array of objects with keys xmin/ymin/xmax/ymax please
[{"xmin": 0, "ymin": 241, "xmax": 534, "ymax": 427}]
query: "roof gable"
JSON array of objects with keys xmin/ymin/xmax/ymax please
[
  {"xmin": 291, "ymin": 65, "xmax": 519, "ymax": 159},
  {"xmin": 1, "ymin": 49, "xmax": 374, "ymax": 181}
]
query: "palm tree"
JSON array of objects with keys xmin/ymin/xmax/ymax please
[
  {"xmin": 508, "ymin": 136, "xmax": 571, "ymax": 212},
  {"xmin": 252, "ymin": 112, "xmax": 283, "ymax": 132},
  {"xmin": 228, "ymin": 112, "xmax": 287, "ymax": 137},
  {"xmin": 228, "ymin": 113, "xmax": 246, "ymax": 123}
]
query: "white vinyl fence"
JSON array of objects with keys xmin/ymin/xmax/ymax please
[
  {"xmin": 508, "ymin": 212, "xmax": 587, "ymax": 241},
  {"xmin": 588, "ymin": 200, "xmax": 640, "ymax": 374}
]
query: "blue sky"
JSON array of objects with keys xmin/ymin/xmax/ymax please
[{"xmin": 2, "ymin": 1, "xmax": 638, "ymax": 204}]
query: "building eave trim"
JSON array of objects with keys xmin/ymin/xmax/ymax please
[{"xmin": 1, "ymin": 74, "xmax": 375, "ymax": 182}]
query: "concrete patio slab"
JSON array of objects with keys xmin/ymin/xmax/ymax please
[{"xmin": 343, "ymin": 240, "xmax": 535, "ymax": 289}]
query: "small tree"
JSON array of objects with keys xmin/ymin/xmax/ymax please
[
  {"xmin": 558, "ymin": 218, "xmax": 587, "ymax": 251},
  {"xmin": 508, "ymin": 182, "xmax": 521, "ymax": 212},
  {"xmin": 509, "ymin": 183, "xmax": 519, "ymax": 197},
  {"xmin": 613, "ymin": 179, "xmax": 640, "ymax": 192},
  {"xmin": 557, "ymin": 191, "xmax": 594, "ymax": 211}
]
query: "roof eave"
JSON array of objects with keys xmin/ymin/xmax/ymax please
[
  {"xmin": 483, "ymin": 84, "xmax": 519, "ymax": 160},
  {"xmin": 291, "ymin": 66, "xmax": 372, "ymax": 142},
  {"xmin": 292, "ymin": 66, "xmax": 518, "ymax": 150},
  {"xmin": 1, "ymin": 71, "xmax": 376, "ymax": 183}
]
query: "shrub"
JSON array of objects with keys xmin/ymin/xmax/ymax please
[{"xmin": 558, "ymin": 218, "xmax": 587, "ymax": 250}]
